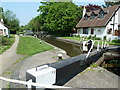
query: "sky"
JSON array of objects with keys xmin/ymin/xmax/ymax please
[{"xmin": 1, "ymin": 0, "xmax": 105, "ymax": 26}]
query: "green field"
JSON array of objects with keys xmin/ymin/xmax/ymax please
[
  {"xmin": 17, "ymin": 37, "xmax": 53, "ymax": 55},
  {"xmin": 0, "ymin": 35, "xmax": 15, "ymax": 54}
]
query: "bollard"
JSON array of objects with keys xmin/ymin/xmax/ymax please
[
  {"xmin": 27, "ymin": 79, "xmax": 32, "ymax": 90},
  {"xmin": 39, "ymin": 41, "xmax": 42, "ymax": 44},
  {"xmin": 58, "ymin": 53, "xmax": 63, "ymax": 60}
]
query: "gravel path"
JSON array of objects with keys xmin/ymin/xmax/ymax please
[
  {"xmin": 0, "ymin": 35, "xmax": 25, "ymax": 88},
  {"xmin": 10, "ymin": 42, "xmax": 69, "ymax": 88}
]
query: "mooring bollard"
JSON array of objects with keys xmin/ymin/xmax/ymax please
[
  {"xmin": 39, "ymin": 41, "xmax": 42, "ymax": 44},
  {"xmin": 58, "ymin": 53, "xmax": 63, "ymax": 60}
]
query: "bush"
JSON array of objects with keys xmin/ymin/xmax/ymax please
[
  {"xmin": 95, "ymin": 37, "xmax": 101, "ymax": 40},
  {"xmin": 87, "ymin": 35, "xmax": 92, "ymax": 39},
  {"xmin": 112, "ymin": 39, "xmax": 120, "ymax": 43},
  {"xmin": 0, "ymin": 35, "xmax": 14, "ymax": 46},
  {"xmin": 87, "ymin": 35, "xmax": 101, "ymax": 40}
]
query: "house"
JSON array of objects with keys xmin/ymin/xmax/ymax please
[
  {"xmin": 76, "ymin": 5, "xmax": 120, "ymax": 41},
  {"xmin": 0, "ymin": 19, "xmax": 9, "ymax": 37}
]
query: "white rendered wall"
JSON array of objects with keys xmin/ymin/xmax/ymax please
[
  {"xmin": 118, "ymin": 7, "xmax": 120, "ymax": 25},
  {"xmin": 106, "ymin": 8, "xmax": 120, "ymax": 40},
  {"xmin": 77, "ymin": 27, "xmax": 106, "ymax": 40}
]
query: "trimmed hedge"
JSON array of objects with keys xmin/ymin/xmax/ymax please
[{"xmin": 112, "ymin": 39, "xmax": 120, "ymax": 43}]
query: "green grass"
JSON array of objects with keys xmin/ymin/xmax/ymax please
[
  {"xmin": 60, "ymin": 36, "xmax": 120, "ymax": 45},
  {"xmin": 60, "ymin": 37, "xmax": 82, "ymax": 41},
  {"xmin": 0, "ymin": 35, "xmax": 15, "ymax": 54},
  {"xmin": 17, "ymin": 37, "xmax": 53, "ymax": 55}
]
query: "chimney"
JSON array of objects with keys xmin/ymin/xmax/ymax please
[{"xmin": 82, "ymin": 4, "xmax": 86, "ymax": 18}]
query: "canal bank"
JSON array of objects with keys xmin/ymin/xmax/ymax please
[
  {"xmin": 9, "ymin": 40, "xmax": 70, "ymax": 88},
  {"xmin": 39, "ymin": 35, "xmax": 120, "ymax": 77},
  {"xmin": 39, "ymin": 35, "xmax": 83, "ymax": 57}
]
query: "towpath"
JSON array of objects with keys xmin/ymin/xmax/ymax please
[{"xmin": 0, "ymin": 35, "xmax": 25, "ymax": 88}]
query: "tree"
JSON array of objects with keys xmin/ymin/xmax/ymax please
[
  {"xmin": 0, "ymin": 7, "xmax": 4, "ymax": 19},
  {"xmin": 3, "ymin": 10, "xmax": 19, "ymax": 34},
  {"xmin": 103, "ymin": 0, "xmax": 120, "ymax": 7},
  {"xmin": 80, "ymin": 4, "xmax": 102, "ymax": 12},
  {"xmin": 27, "ymin": 16, "xmax": 41, "ymax": 33},
  {"xmin": 37, "ymin": 2, "xmax": 82, "ymax": 36}
]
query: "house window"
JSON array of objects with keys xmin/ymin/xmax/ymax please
[
  {"xmin": 84, "ymin": 16, "xmax": 88, "ymax": 20},
  {"xmin": 84, "ymin": 14, "xmax": 88, "ymax": 20},
  {"xmin": 91, "ymin": 14, "xmax": 95, "ymax": 20},
  {"xmin": 107, "ymin": 28, "xmax": 112, "ymax": 34},
  {"xmin": 99, "ymin": 10, "xmax": 104, "ymax": 19},
  {"xmin": 83, "ymin": 28, "xmax": 88, "ymax": 34},
  {"xmin": 118, "ymin": 26, "xmax": 120, "ymax": 30}
]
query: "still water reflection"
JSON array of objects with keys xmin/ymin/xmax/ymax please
[{"xmin": 40, "ymin": 36, "xmax": 83, "ymax": 57}]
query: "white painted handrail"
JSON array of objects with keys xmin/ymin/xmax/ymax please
[
  {"xmin": 105, "ymin": 41, "xmax": 109, "ymax": 48},
  {"xmin": 0, "ymin": 76, "xmax": 71, "ymax": 89},
  {"xmin": 86, "ymin": 40, "xmax": 95, "ymax": 58},
  {"xmin": 86, "ymin": 40, "xmax": 109, "ymax": 58},
  {"xmin": 102, "ymin": 40, "xmax": 104, "ymax": 48},
  {"xmin": 97, "ymin": 40, "xmax": 100, "ymax": 51}
]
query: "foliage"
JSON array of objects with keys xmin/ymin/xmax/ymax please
[
  {"xmin": 87, "ymin": 35, "xmax": 101, "ymax": 40},
  {"xmin": 0, "ymin": 7, "xmax": 4, "ymax": 19},
  {"xmin": 27, "ymin": 16, "xmax": 41, "ymax": 33},
  {"xmin": 3, "ymin": 10, "xmax": 19, "ymax": 34},
  {"xmin": 0, "ymin": 35, "xmax": 15, "ymax": 54},
  {"xmin": 90, "ymin": 63, "xmax": 98, "ymax": 68},
  {"xmin": 112, "ymin": 39, "xmax": 120, "ymax": 43},
  {"xmin": 17, "ymin": 37, "xmax": 53, "ymax": 55},
  {"xmin": 36, "ymin": 2, "xmax": 82, "ymax": 36},
  {"xmin": 80, "ymin": 4, "xmax": 102, "ymax": 12},
  {"xmin": 0, "ymin": 7, "xmax": 19, "ymax": 34},
  {"xmin": 103, "ymin": 0, "xmax": 120, "ymax": 7}
]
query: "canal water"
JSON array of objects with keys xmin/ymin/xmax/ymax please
[
  {"xmin": 39, "ymin": 35, "xmax": 120, "ymax": 76},
  {"xmin": 39, "ymin": 36, "xmax": 83, "ymax": 57}
]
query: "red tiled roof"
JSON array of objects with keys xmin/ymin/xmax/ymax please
[{"xmin": 76, "ymin": 5, "xmax": 120, "ymax": 28}]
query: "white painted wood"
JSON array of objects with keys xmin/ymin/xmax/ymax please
[{"xmin": 0, "ymin": 76, "xmax": 71, "ymax": 89}]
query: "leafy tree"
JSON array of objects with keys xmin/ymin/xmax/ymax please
[
  {"xmin": 0, "ymin": 7, "xmax": 4, "ymax": 19},
  {"xmin": 103, "ymin": 0, "xmax": 120, "ymax": 7},
  {"xmin": 80, "ymin": 4, "xmax": 102, "ymax": 12},
  {"xmin": 37, "ymin": 2, "xmax": 82, "ymax": 36},
  {"xmin": 3, "ymin": 10, "xmax": 19, "ymax": 34},
  {"xmin": 27, "ymin": 16, "xmax": 41, "ymax": 33}
]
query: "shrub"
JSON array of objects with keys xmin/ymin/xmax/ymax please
[
  {"xmin": 2, "ymin": 36, "xmax": 11, "ymax": 45},
  {"xmin": 88, "ymin": 35, "xmax": 92, "ymax": 39},
  {"xmin": 0, "ymin": 35, "xmax": 14, "ymax": 46},
  {"xmin": 112, "ymin": 39, "xmax": 120, "ymax": 43},
  {"xmin": 95, "ymin": 37, "xmax": 101, "ymax": 40}
]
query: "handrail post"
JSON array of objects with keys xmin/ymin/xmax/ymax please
[
  {"xmin": 27, "ymin": 79, "xmax": 32, "ymax": 89},
  {"xmin": 104, "ymin": 41, "xmax": 106, "ymax": 48},
  {"xmin": 97, "ymin": 40, "xmax": 99, "ymax": 51},
  {"xmin": 86, "ymin": 40, "xmax": 95, "ymax": 58},
  {"xmin": 102, "ymin": 40, "xmax": 103, "ymax": 49}
]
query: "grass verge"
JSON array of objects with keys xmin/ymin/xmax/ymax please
[
  {"xmin": 60, "ymin": 36, "xmax": 120, "ymax": 45},
  {"xmin": 17, "ymin": 36, "xmax": 53, "ymax": 55},
  {"xmin": 0, "ymin": 35, "xmax": 15, "ymax": 54}
]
